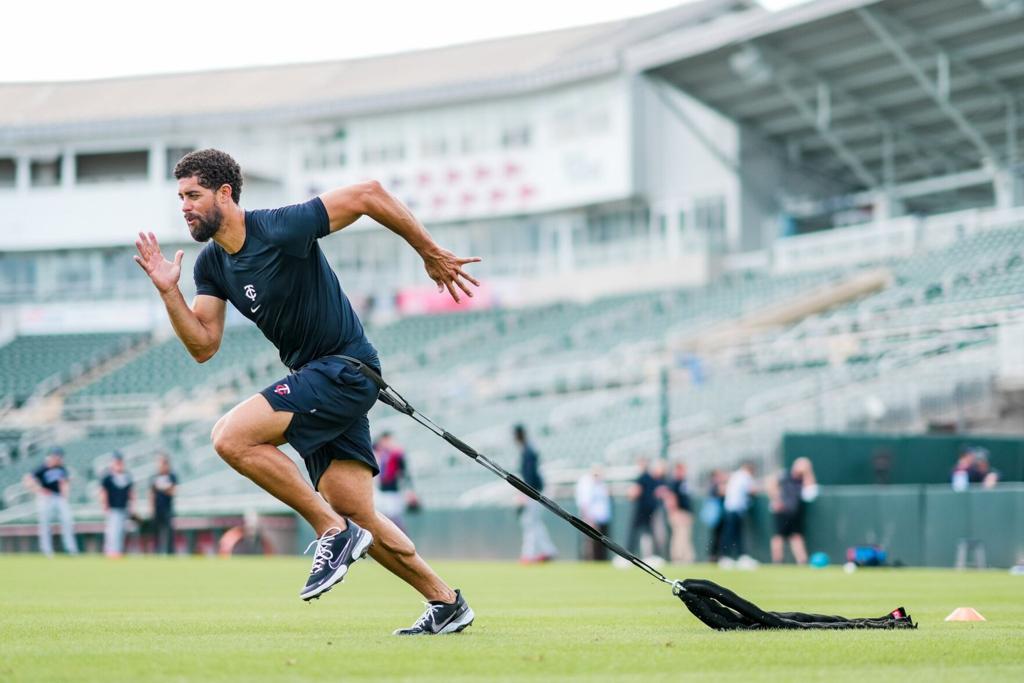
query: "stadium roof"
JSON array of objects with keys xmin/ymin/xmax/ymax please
[
  {"xmin": 628, "ymin": 0, "xmax": 1024, "ymax": 203},
  {"xmin": 0, "ymin": 0, "xmax": 756, "ymax": 142}
]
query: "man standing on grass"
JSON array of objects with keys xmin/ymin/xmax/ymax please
[
  {"xmin": 134, "ymin": 149, "xmax": 478, "ymax": 635},
  {"xmin": 100, "ymin": 451, "xmax": 134, "ymax": 557},
  {"xmin": 513, "ymin": 424, "xmax": 558, "ymax": 563},
  {"xmin": 24, "ymin": 446, "xmax": 79, "ymax": 556},
  {"xmin": 150, "ymin": 452, "xmax": 178, "ymax": 555}
]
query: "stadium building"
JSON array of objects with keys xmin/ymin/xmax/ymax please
[{"xmin": 1, "ymin": 0, "xmax": 1022, "ymax": 561}]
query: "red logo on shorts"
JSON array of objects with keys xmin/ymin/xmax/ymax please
[{"xmin": 274, "ymin": 384, "xmax": 291, "ymax": 395}]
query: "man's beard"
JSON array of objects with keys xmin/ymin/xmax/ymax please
[{"xmin": 188, "ymin": 205, "xmax": 223, "ymax": 242}]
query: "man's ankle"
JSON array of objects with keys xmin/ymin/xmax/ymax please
[{"xmin": 316, "ymin": 519, "xmax": 348, "ymax": 536}]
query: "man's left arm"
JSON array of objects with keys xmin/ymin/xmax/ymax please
[{"xmin": 319, "ymin": 181, "xmax": 480, "ymax": 302}]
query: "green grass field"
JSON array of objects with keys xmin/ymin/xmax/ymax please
[{"xmin": 1, "ymin": 556, "xmax": 1021, "ymax": 682}]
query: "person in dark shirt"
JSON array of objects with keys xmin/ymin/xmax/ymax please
[
  {"xmin": 703, "ymin": 469, "xmax": 727, "ymax": 562},
  {"xmin": 513, "ymin": 425, "xmax": 557, "ymax": 563},
  {"xmin": 767, "ymin": 457, "xmax": 818, "ymax": 564},
  {"xmin": 150, "ymin": 453, "xmax": 178, "ymax": 555},
  {"xmin": 660, "ymin": 460, "xmax": 694, "ymax": 564},
  {"xmin": 134, "ymin": 149, "xmax": 478, "ymax": 635},
  {"xmin": 24, "ymin": 446, "xmax": 78, "ymax": 556},
  {"xmin": 373, "ymin": 432, "xmax": 416, "ymax": 532},
  {"xmin": 100, "ymin": 452, "xmax": 134, "ymax": 557},
  {"xmin": 627, "ymin": 458, "xmax": 667, "ymax": 559}
]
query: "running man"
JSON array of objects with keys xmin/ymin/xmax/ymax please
[{"xmin": 134, "ymin": 149, "xmax": 478, "ymax": 635}]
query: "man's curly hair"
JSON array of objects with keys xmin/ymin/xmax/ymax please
[{"xmin": 173, "ymin": 148, "xmax": 243, "ymax": 203}]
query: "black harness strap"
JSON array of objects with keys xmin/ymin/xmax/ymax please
[
  {"xmin": 341, "ymin": 356, "xmax": 675, "ymax": 588},
  {"xmin": 341, "ymin": 355, "xmax": 918, "ymax": 632}
]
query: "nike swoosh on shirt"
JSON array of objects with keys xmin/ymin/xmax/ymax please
[{"xmin": 250, "ymin": 305, "xmax": 261, "ymax": 313}]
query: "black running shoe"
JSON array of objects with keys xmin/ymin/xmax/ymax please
[
  {"xmin": 300, "ymin": 521, "xmax": 373, "ymax": 601},
  {"xmin": 393, "ymin": 589, "xmax": 474, "ymax": 635}
]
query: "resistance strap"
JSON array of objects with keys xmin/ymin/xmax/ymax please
[
  {"xmin": 342, "ymin": 356, "xmax": 917, "ymax": 631},
  {"xmin": 340, "ymin": 356, "xmax": 674, "ymax": 588}
]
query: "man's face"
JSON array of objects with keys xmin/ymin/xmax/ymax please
[
  {"xmin": 158, "ymin": 457, "xmax": 170, "ymax": 474},
  {"xmin": 45, "ymin": 454, "xmax": 60, "ymax": 468},
  {"xmin": 177, "ymin": 177, "xmax": 223, "ymax": 242},
  {"xmin": 111, "ymin": 459, "xmax": 124, "ymax": 473}
]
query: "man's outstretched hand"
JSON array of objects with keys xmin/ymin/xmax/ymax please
[
  {"xmin": 134, "ymin": 231, "xmax": 183, "ymax": 294},
  {"xmin": 422, "ymin": 248, "xmax": 481, "ymax": 303}
]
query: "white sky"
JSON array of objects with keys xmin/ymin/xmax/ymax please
[{"xmin": 1, "ymin": 0, "xmax": 809, "ymax": 83}]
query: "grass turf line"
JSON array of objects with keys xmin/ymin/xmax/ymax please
[{"xmin": 1, "ymin": 557, "xmax": 1021, "ymax": 682}]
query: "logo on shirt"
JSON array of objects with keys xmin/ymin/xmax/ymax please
[
  {"xmin": 244, "ymin": 284, "xmax": 260, "ymax": 313},
  {"xmin": 274, "ymin": 384, "xmax": 291, "ymax": 396}
]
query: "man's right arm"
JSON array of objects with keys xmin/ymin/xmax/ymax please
[
  {"xmin": 159, "ymin": 290, "xmax": 225, "ymax": 363},
  {"xmin": 134, "ymin": 232, "xmax": 225, "ymax": 363}
]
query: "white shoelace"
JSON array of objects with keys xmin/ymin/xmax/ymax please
[
  {"xmin": 304, "ymin": 526, "xmax": 343, "ymax": 575},
  {"xmin": 412, "ymin": 603, "xmax": 444, "ymax": 630}
]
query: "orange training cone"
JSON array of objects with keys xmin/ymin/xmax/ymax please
[{"xmin": 945, "ymin": 607, "xmax": 986, "ymax": 622}]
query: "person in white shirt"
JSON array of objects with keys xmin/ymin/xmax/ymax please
[
  {"xmin": 575, "ymin": 466, "xmax": 612, "ymax": 560},
  {"xmin": 721, "ymin": 461, "xmax": 759, "ymax": 560}
]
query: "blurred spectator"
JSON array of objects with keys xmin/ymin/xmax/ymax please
[
  {"xmin": 975, "ymin": 452, "xmax": 1000, "ymax": 489},
  {"xmin": 951, "ymin": 448, "xmax": 977, "ymax": 491},
  {"xmin": 701, "ymin": 469, "xmax": 727, "ymax": 562},
  {"xmin": 150, "ymin": 453, "xmax": 178, "ymax": 555},
  {"xmin": 574, "ymin": 466, "xmax": 612, "ymax": 561},
  {"xmin": 872, "ymin": 448, "xmax": 892, "ymax": 485},
  {"xmin": 513, "ymin": 425, "xmax": 557, "ymax": 563},
  {"xmin": 766, "ymin": 457, "xmax": 819, "ymax": 564},
  {"xmin": 373, "ymin": 432, "xmax": 417, "ymax": 531},
  {"xmin": 100, "ymin": 452, "xmax": 134, "ymax": 557},
  {"xmin": 952, "ymin": 446, "xmax": 1000, "ymax": 491},
  {"xmin": 23, "ymin": 446, "xmax": 78, "ymax": 556},
  {"xmin": 661, "ymin": 461, "xmax": 694, "ymax": 564},
  {"xmin": 628, "ymin": 458, "xmax": 667, "ymax": 559},
  {"xmin": 720, "ymin": 461, "xmax": 759, "ymax": 561}
]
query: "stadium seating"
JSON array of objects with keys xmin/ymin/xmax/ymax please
[
  {"xmin": 0, "ymin": 332, "xmax": 144, "ymax": 406},
  {"xmin": 69, "ymin": 325, "xmax": 271, "ymax": 401},
  {"xmin": 2, "ymin": 219, "xmax": 1020, "ymax": 512}
]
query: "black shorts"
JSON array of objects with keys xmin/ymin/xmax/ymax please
[
  {"xmin": 260, "ymin": 356, "xmax": 381, "ymax": 489},
  {"xmin": 773, "ymin": 510, "xmax": 804, "ymax": 537}
]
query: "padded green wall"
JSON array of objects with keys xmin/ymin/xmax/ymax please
[{"xmin": 783, "ymin": 433, "xmax": 1024, "ymax": 485}]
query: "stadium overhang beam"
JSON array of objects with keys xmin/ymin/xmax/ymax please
[
  {"xmin": 782, "ymin": 167, "xmax": 996, "ymax": 216},
  {"xmin": 766, "ymin": 54, "xmax": 879, "ymax": 188},
  {"xmin": 855, "ymin": 7, "xmax": 999, "ymax": 166},
  {"xmin": 749, "ymin": 42, "xmax": 954, "ymax": 179},
  {"xmin": 628, "ymin": 0, "xmax": 1024, "ymax": 206}
]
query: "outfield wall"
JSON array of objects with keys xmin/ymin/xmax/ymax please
[
  {"xmin": 783, "ymin": 433, "xmax": 1024, "ymax": 485},
  {"xmin": 294, "ymin": 484, "xmax": 1024, "ymax": 568}
]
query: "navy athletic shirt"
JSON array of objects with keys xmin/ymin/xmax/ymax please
[
  {"xmin": 152, "ymin": 472, "xmax": 178, "ymax": 519},
  {"xmin": 101, "ymin": 472, "xmax": 133, "ymax": 510},
  {"xmin": 33, "ymin": 465, "xmax": 68, "ymax": 494},
  {"xmin": 193, "ymin": 197, "xmax": 379, "ymax": 371},
  {"xmin": 520, "ymin": 444, "xmax": 544, "ymax": 491}
]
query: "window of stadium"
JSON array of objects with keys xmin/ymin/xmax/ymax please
[
  {"xmin": 500, "ymin": 125, "xmax": 531, "ymax": 149},
  {"xmin": 30, "ymin": 158, "xmax": 61, "ymax": 187},
  {"xmin": 0, "ymin": 158, "xmax": 15, "ymax": 188},
  {"xmin": 694, "ymin": 195, "xmax": 727, "ymax": 250},
  {"xmin": 421, "ymin": 137, "xmax": 449, "ymax": 158},
  {"xmin": 0, "ymin": 254, "xmax": 36, "ymax": 301},
  {"xmin": 362, "ymin": 142, "xmax": 405, "ymax": 165},
  {"xmin": 76, "ymin": 151, "xmax": 148, "ymax": 184},
  {"xmin": 166, "ymin": 147, "xmax": 195, "ymax": 179}
]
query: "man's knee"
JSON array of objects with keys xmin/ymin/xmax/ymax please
[{"xmin": 211, "ymin": 417, "xmax": 251, "ymax": 467}]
